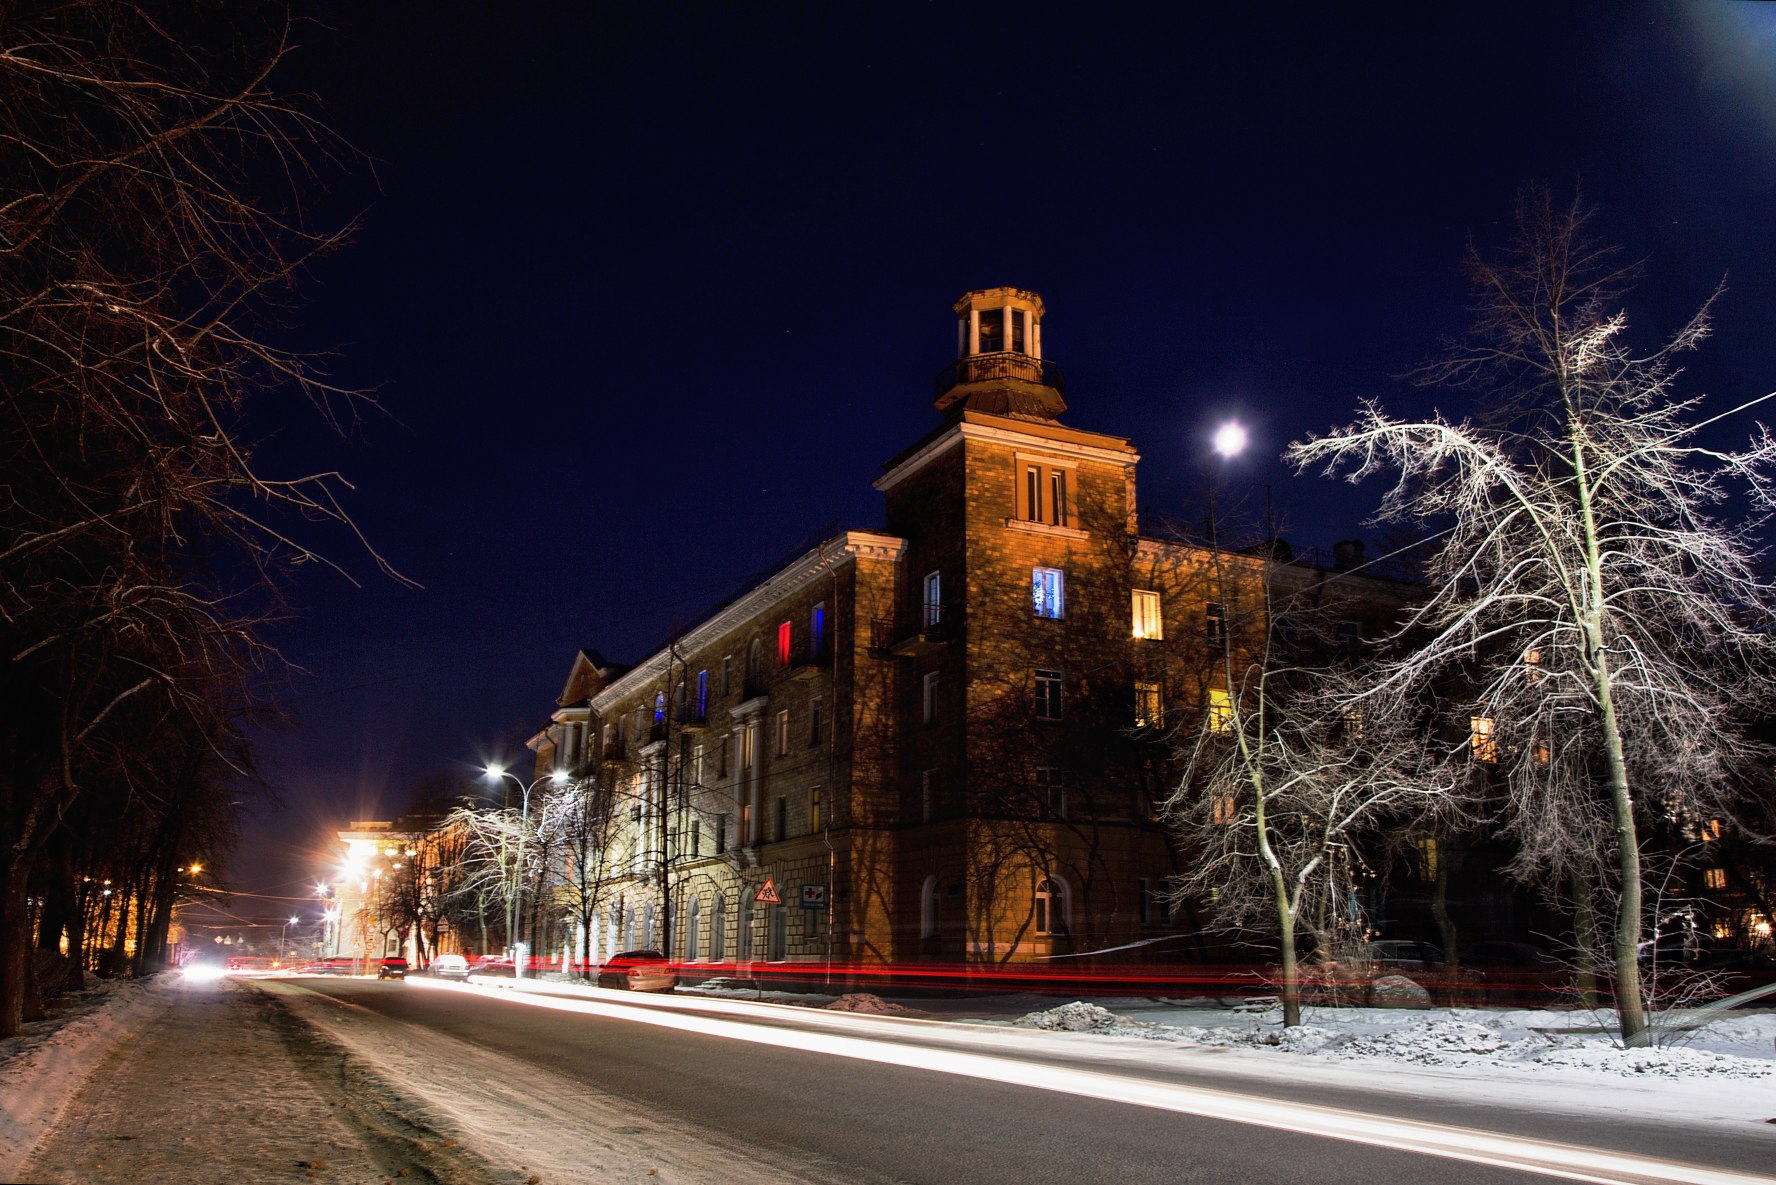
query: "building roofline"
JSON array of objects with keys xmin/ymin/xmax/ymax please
[
  {"xmin": 592, "ymin": 529, "xmax": 906, "ymax": 711},
  {"xmin": 875, "ymin": 412, "xmax": 1138, "ymax": 493}
]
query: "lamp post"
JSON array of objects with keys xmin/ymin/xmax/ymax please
[
  {"xmin": 485, "ymin": 765, "xmax": 569, "ymax": 978},
  {"xmin": 280, "ymin": 915, "xmax": 299, "ymax": 967}
]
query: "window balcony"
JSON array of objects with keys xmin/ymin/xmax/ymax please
[
  {"xmin": 675, "ymin": 703, "xmax": 709, "ymax": 730},
  {"xmin": 890, "ymin": 604, "xmax": 961, "ymax": 657}
]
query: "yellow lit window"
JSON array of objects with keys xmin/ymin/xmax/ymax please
[
  {"xmin": 1470, "ymin": 715, "xmax": 1498, "ymax": 763},
  {"xmin": 1207, "ymin": 687, "xmax": 1233, "ymax": 734},
  {"xmin": 1210, "ymin": 792, "xmax": 1237, "ymax": 825},
  {"xmin": 1416, "ymin": 837, "xmax": 1439, "ymax": 882},
  {"xmin": 1132, "ymin": 589, "xmax": 1163, "ymax": 639},
  {"xmin": 1704, "ymin": 867, "xmax": 1727, "ymax": 890}
]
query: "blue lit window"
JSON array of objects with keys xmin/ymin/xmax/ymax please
[
  {"xmin": 810, "ymin": 602, "xmax": 826, "ymax": 659},
  {"xmin": 1032, "ymin": 567, "xmax": 1065, "ymax": 619},
  {"xmin": 695, "ymin": 669, "xmax": 708, "ymax": 717}
]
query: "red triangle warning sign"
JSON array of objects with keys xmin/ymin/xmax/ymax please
[{"xmin": 755, "ymin": 877, "xmax": 782, "ymax": 905}]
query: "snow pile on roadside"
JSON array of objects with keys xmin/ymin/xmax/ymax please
[
  {"xmin": 0, "ymin": 974, "xmax": 173, "ymax": 1180},
  {"xmin": 1017, "ymin": 1001, "xmax": 1154, "ymax": 1034},
  {"xmin": 1010, "ymin": 1000, "xmax": 1776, "ymax": 1080},
  {"xmin": 826, "ymin": 992, "xmax": 920, "ymax": 1016}
]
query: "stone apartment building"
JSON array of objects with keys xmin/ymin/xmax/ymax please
[{"xmin": 531, "ymin": 287, "xmax": 1410, "ymax": 980}]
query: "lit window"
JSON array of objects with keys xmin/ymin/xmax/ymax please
[
  {"xmin": 775, "ymin": 710, "xmax": 790, "ymax": 756},
  {"xmin": 695, "ymin": 669, "xmax": 709, "ymax": 718},
  {"xmin": 1206, "ymin": 602, "xmax": 1224, "ymax": 645},
  {"xmin": 1525, "ymin": 647, "xmax": 1544, "ymax": 684},
  {"xmin": 1050, "ymin": 470, "xmax": 1069, "ymax": 526},
  {"xmin": 1034, "ymin": 876, "xmax": 1067, "ymax": 936},
  {"xmin": 654, "ymin": 691, "xmax": 666, "ymax": 723},
  {"xmin": 1025, "ymin": 465, "xmax": 1044, "ymax": 523},
  {"xmin": 1343, "ymin": 706, "xmax": 1366, "ymax": 744},
  {"xmin": 1134, "ymin": 681, "xmax": 1163, "ymax": 728},
  {"xmin": 1016, "ymin": 457, "xmax": 1075, "ymax": 528},
  {"xmin": 1416, "ymin": 837, "xmax": 1439, "ymax": 882},
  {"xmin": 810, "ymin": 602, "xmax": 826, "ymax": 660},
  {"xmin": 1132, "ymin": 590, "xmax": 1162, "ymax": 640},
  {"xmin": 1211, "ymin": 792, "xmax": 1238, "ymax": 825},
  {"xmin": 1032, "ymin": 567, "xmax": 1066, "ymax": 618},
  {"xmin": 810, "ymin": 786, "xmax": 822, "ymax": 832},
  {"xmin": 1470, "ymin": 716, "xmax": 1498, "ymax": 763},
  {"xmin": 777, "ymin": 621, "xmax": 793, "ymax": 667},
  {"xmin": 1206, "ymin": 687, "xmax": 1232, "ymax": 733},
  {"xmin": 1034, "ymin": 669, "xmax": 1064, "ymax": 720},
  {"xmin": 1704, "ymin": 867, "xmax": 1727, "ymax": 890},
  {"xmin": 922, "ymin": 671, "xmax": 939, "ymax": 724},
  {"xmin": 924, "ymin": 571, "xmax": 943, "ymax": 627}
]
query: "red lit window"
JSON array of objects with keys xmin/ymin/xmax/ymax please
[{"xmin": 777, "ymin": 621, "xmax": 792, "ymax": 667}]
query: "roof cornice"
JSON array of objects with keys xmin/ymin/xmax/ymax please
[
  {"xmin": 592, "ymin": 530, "xmax": 906, "ymax": 712},
  {"xmin": 875, "ymin": 416, "xmax": 1139, "ymax": 492}
]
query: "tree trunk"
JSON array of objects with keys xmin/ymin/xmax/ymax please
[{"xmin": 1570, "ymin": 866, "xmax": 1599, "ymax": 1009}]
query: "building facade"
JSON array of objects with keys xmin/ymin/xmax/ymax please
[{"xmin": 536, "ymin": 287, "xmax": 1407, "ymax": 981}]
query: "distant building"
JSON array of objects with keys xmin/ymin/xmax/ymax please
[{"xmin": 530, "ymin": 287, "xmax": 1409, "ymax": 979}]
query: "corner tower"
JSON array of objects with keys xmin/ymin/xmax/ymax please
[{"xmin": 934, "ymin": 287, "xmax": 1067, "ymax": 422}]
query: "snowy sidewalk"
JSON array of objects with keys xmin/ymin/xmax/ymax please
[{"xmin": 6, "ymin": 973, "xmax": 493, "ymax": 1185}]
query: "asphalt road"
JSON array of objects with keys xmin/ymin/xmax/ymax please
[{"xmin": 285, "ymin": 979, "xmax": 1774, "ymax": 1185}]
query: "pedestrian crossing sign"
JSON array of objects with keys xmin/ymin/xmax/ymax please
[{"xmin": 756, "ymin": 877, "xmax": 782, "ymax": 905}]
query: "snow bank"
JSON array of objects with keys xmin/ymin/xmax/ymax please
[
  {"xmin": 0, "ymin": 974, "xmax": 174, "ymax": 1181},
  {"xmin": 825, "ymin": 992, "xmax": 920, "ymax": 1015},
  {"xmin": 1010, "ymin": 999, "xmax": 1776, "ymax": 1081}
]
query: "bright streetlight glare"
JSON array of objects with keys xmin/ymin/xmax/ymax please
[
  {"xmin": 484, "ymin": 763, "xmax": 504, "ymax": 780},
  {"xmin": 1213, "ymin": 421, "xmax": 1249, "ymax": 458}
]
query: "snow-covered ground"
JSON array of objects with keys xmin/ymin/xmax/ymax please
[{"xmin": 3, "ymin": 971, "xmax": 1773, "ymax": 1184}]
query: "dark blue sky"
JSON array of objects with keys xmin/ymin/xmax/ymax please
[{"xmin": 237, "ymin": 2, "xmax": 1776, "ymax": 907}]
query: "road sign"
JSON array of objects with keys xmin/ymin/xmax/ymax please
[
  {"xmin": 800, "ymin": 884, "xmax": 826, "ymax": 908},
  {"xmin": 756, "ymin": 877, "xmax": 782, "ymax": 905}
]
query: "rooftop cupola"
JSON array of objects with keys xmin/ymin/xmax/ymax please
[{"xmin": 933, "ymin": 286, "xmax": 1067, "ymax": 422}]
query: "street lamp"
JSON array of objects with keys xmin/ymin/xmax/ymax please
[
  {"xmin": 485, "ymin": 764, "xmax": 569, "ymax": 978},
  {"xmin": 280, "ymin": 915, "xmax": 299, "ymax": 967}
]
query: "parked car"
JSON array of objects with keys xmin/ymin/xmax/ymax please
[
  {"xmin": 1459, "ymin": 939, "xmax": 1567, "ymax": 1005},
  {"xmin": 429, "ymin": 954, "xmax": 470, "ymax": 980},
  {"xmin": 596, "ymin": 950, "xmax": 677, "ymax": 992},
  {"xmin": 376, "ymin": 956, "xmax": 409, "ymax": 980},
  {"xmin": 1366, "ymin": 940, "xmax": 1445, "ymax": 973}
]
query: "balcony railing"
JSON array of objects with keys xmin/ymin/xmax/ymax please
[
  {"xmin": 887, "ymin": 603, "xmax": 962, "ymax": 656},
  {"xmin": 932, "ymin": 352, "xmax": 1065, "ymax": 399}
]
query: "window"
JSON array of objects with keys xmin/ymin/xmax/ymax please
[
  {"xmin": 711, "ymin": 893, "xmax": 726, "ymax": 961},
  {"xmin": 693, "ymin": 743, "xmax": 705, "ymax": 786},
  {"xmin": 686, "ymin": 897, "xmax": 701, "ymax": 961},
  {"xmin": 1016, "ymin": 457, "xmax": 1076, "ymax": 527},
  {"xmin": 1470, "ymin": 715, "xmax": 1498, "ymax": 763},
  {"xmin": 777, "ymin": 620, "xmax": 792, "ymax": 668},
  {"xmin": 1036, "ymin": 766, "xmax": 1065, "ymax": 819},
  {"xmin": 715, "ymin": 814, "xmax": 727, "ymax": 854},
  {"xmin": 1705, "ymin": 867, "xmax": 1728, "ymax": 890},
  {"xmin": 922, "ymin": 671, "xmax": 939, "ymax": 724},
  {"xmin": 1206, "ymin": 687, "xmax": 1232, "ymax": 733},
  {"xmin": 805, "ymin": 900, "xmax": 822, "ymax": 942},
  {"xmin": 717, "ymin": 734, "xmax": 730, "ymax": 778},
  {"xmin": 1032, "ymin": 567, "xmax": 1065, "ymax": 618},
  {"xmin": 689, "ymin": 820, "xmax": 700, "ymax": 855},
  {"xmin": 654, "ymin": 691, "xmax": 666, "ymax": 723},
  {"xmin": 810, "ymin": 602, "xmax": 826, "ymax": 660},
  {"xmin": 1338, "ymin": 621, "xmax": 1362, "ymax": 661},
  {"xmin": 1343, "ymin": 706, "xmax": 1367, "ymax": 744},
  {"xmin": 1034, "ymin": 876, "xmax": 1067, "ymax": 936},
  {"xmin": 775, "ymin": 796, "xmax": 787, "ymax": 842},
  {"xmin": 738, "ymin": 894, "xmax": 753, "ymax": 962},
  {"xmin": 921, "ymin": 875, "xmax": 941, "ymax": 938},
  {"xmin": 979, "ymin": 307, "xmax": 1004, "ymax": 352},
  {"xmin": 1525, "ymin": 647, "xmax": 1544, "ymax": 684},
  {"xmin": 1034, "ymin": 669, "xmax": 1064, "ymax": 721},
  {"xmin": 722, "ymin": 656, "xmax": 732, "ymax": 697},
  {"xmin": 809, "ymin": 697, "xmax": 824, "ymax": 745},
  {"xmin": 810, "ymin": 786, "xmax": 822, "ymax": 832},
  {"xmin": 775, "ymin": 709, "xmax": 790, "ymax": 756},
  {"xmin": 748, "ymin": 639, "xmax": 763, "ymax": 678},
  {"xmin": 923, "ymin": 571, "xmax": 942, "ymax": 626},
  {"xmin": 1134, "ymin": 681, "xmax": 1163, "ymax": 728},
  {"xmin": 1205, "ymin": 602, "xmax": 1225, "ymax": 645},
  {"xmin": 921, "ymin": 770, "xmax": 934, "ymax": 822},
  {"xmin": 1132, "ymin": 589, "xmax": 1163, "ymax": 640},
  {"xmin": 695, "ymin": 669, "xmax": 709, "ymax": 717},
  {"xmin": 1416, "ymin": 837, "xmax": 1439, "ymax": 883}
]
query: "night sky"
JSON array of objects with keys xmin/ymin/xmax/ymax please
[{"xmin": 230, "ymin": 3, "xmax": 1776, "ymax": 918}]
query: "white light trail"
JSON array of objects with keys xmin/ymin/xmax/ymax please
[{"xmin": 406, "ymin": 979, "xmax": 1766, "ymax": 1185}]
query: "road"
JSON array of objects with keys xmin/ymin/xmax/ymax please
[{"xmin": 269, "ymin": 977, "xmax": 1774, "ymax": 1185}]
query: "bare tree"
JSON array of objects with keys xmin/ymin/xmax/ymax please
[
  {"xmin": 539, "ymin": 778, "xmax": 622, "ymax": 976},
  {"xmin": 1167, "ymin": 544, "xmax": 1452, "ymax": 1027},
  {"xmin": 1288, "ymin": 187, "xmax": 1776, "ymax": 1045},
  {"xmin": 0, "ymin": 3, "xmax": 392, "ymax": 1034}
]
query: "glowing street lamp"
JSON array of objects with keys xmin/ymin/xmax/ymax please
[
  {"xmin": 485, "ymin": 764, "xmax": 569, "ymax": 977},
  {"xmin": 280, "ymin": 915, "xmax": 300, "ymax": 967}
]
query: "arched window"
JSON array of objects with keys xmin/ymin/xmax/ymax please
[
  {"xmin": 643, "ymin": 903, "xmax": 655, "ymax": 949},
  {"xmin": 710, "ymin": 893, "xmax": 727, "ymax": 962},
  {"xmin": 920, "ymin": 875, "xmax": 942, "ymax": 939},
  {"xmin": 767, "ymin": 904, "xmax": 787, "ymax": 961},
  {"xmin": 686, "ymin": 897, "xmax": 701, "ymax": 961},
  {"xmin": 1034, "ymin": 875, "xmax": 1069, "ymax": 936},
  {"xmin": 738, "ymin": 892, "xmax": 754, "ymax": 962},
  {"xmin": 749, "ymin": 638, "xmax": 764, "ymax": 679}
]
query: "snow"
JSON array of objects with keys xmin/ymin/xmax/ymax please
[
  {"xmin": 0, "ymin": 973, "xmax": 173, "ymax": 1181},
  {"xmin": 3, "ymin": 971, "xmax": 1773, "ymax": 1185}
]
